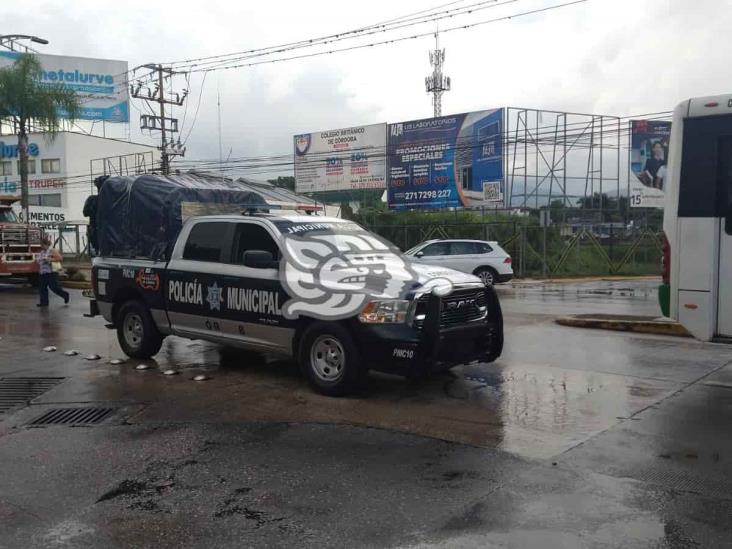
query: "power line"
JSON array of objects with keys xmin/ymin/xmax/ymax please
[
  {"xmin": 17, "ymin": 110, "xmax": 671, "ymax": 192},
  {"xmin": 169, "ymin": 0, "xmax": 517, "ymax": 74},
  {"xmin": 173, "ymin": 0, "xmax": 588, "ymax": 76},
  {"xmin": 180, "ymin": 72, "xmax": 208, "ymax": 146},
  {"xmin": 80, "ymin": 0, "xmax": 509, "ymax": 94},
  {"xmin": 164, "ymin": 0, "xmax": 500, "ymax": 69}
]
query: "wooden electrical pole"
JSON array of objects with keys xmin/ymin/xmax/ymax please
[{"xmin": 130, "ymin": 64, "xmax": 188, "ymax": 174}]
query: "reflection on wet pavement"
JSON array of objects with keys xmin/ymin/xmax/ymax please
[
  {"xmin": 0, "ymin": 282, "xmax": 712, "ymax": 460},
  {"xmin": 2, "ymin": 280, "xmax": 732, "ymax": 547}
]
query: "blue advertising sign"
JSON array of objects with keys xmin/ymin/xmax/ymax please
[
  {"xmin": 0, "ymin": 51, "xmax": 130, "ymax": 123},
  {"xmin": 387, "ymin": 109, "xmax": 503, "ymax": 209}
]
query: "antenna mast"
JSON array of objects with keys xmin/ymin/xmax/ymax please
[{"xmin": 424, "ymin": 28, "xmax": 450, "ymax": 117}]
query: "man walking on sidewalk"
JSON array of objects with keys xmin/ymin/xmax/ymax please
[{"xmin": 36, "ymin": 236, "xmax": 70, "ymax": 308}]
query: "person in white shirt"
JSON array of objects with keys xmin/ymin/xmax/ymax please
[{"xmin": 36, "ymin": 236, "xmax": 70, "ymax": 307}]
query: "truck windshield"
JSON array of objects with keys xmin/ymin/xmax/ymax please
[{"xmin": 0, "ymin": 208, "xmax": 19, "ymax": 223}]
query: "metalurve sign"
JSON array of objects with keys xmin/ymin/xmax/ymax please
[
  {"xmin": 0, "ymin": 51, "xmax": 130, "ymax": 123},
  {"xmin": 0, "ymin": 141, "xmax": 41, "ymax": 194},
  {"xmin": 0, "ymin": 142, "xmax": 40, "ymax": 159}
]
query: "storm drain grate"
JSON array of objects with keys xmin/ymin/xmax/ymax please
[
  {"xmin": 0, "ymin": 377, "xmax": 65, "ymax": 414},
  {"xmin": 28, "ymin": 407, "xmax": 116, "ymax": 427}
]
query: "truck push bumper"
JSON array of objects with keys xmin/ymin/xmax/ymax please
[{"xmin": 356, "ymin": 286, "xmax": 504, "ymax": 375}]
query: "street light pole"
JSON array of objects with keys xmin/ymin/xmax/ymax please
[{"xmin": 0, "ymin": 35, "xmax": 49, "ymax": 53}]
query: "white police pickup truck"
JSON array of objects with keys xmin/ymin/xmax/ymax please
[{"xmin": 89, "ymin": 213, "xmax": 503, "ymax": 396}]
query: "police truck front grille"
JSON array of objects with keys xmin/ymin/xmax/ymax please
[{"xmin": 414, "ymin": 289, "xmax": 487, "ymax": 330}]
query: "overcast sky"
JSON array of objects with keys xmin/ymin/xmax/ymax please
[{"xmin": 4, "ymin": 0, "xmax": 731, "ymax": 176}]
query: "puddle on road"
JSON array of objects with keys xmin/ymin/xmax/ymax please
[
  {"xmin": 5, "ymin": 328, "xmax": 678, "ymax": 460},
  {"xmin": 1, "ymin": 286, "xmax": 677, "ymax": 460},
  {"xmin": 71, "ymin": 339, "xmax": 676, "ymax": 460}
]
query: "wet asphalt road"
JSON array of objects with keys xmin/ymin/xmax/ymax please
[{"xmin": 1, "ymin": 279, "xmax": 731, "ymax": 548}]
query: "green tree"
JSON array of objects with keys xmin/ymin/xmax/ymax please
[{"xmin": 0, "ymin": 54, "xmax": 80, "ymax": 220}]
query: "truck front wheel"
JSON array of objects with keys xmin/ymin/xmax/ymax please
[
  {"xmin": 298, "ymin": 322, "xmax": 366, "ymax": 397},
  {"xmin": 116, "ymin": 300, "xmax": 164, "ymax": 359}
]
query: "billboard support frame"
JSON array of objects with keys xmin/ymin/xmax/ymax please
[{"xmin": 506, "ymin": 107, "xmax": 621, "ymax": 212}]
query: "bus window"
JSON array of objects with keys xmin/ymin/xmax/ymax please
[
  {"xmin": 678, "ymin": 115, "xmax": 732, "ymax": 218},
  {"xmin": 720, "ymin": 137, "xmax": 732, "ymax": 234}
]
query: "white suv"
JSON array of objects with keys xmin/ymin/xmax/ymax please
[{"xmin": 404, "ymin": 239, "xmax": 513, "ymax": 285}]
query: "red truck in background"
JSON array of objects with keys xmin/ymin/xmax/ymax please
[{"xmin": 0, "ymin": 196, "xmax": 43, "ymax": 283}]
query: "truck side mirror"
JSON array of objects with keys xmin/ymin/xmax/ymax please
[
  {"xmin": 415, "ymin": 251, "xmax": 424, "ymax": 258},
  {"xmin": 242, "ymin": 250, "xmax": 276, "ymax": 269}
]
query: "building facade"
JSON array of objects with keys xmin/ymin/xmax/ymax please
[{"xmin": 0, "ymin": 131, "xmax": 157, "ymax": 225}]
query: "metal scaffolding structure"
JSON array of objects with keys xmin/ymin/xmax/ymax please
[
  {"xmin": 88, "ymin": 151, "xmax": 157, "ymax": 192},
  {"xmin": 504, "ymin": 108, "xmax": 621, "ymax": 213}
]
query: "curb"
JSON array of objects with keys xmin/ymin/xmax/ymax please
[
  {"xmin": 556, "ymin": 314, "xmax": 691, "ymax": 337},
  {"xmin": 512, "ymin": 275, "xmax": 661, "ymax": 286}
]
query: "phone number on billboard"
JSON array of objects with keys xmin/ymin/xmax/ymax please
[{"xmin": 404, "ymin": 190, "xmax": 451, "ymax": 200}]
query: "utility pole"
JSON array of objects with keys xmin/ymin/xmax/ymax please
[
  {"xmin": 130, "ymin": 64, "xmax": 188, "ymax": 174},
  {"xmin": 217, "ymin": 82, "xmax": 223, "ymax": 180},
  {"xmin": 424, "ymin": 29, "xmax": 450, "ymax": 118}
]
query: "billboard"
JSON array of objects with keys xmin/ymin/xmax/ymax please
[
  {"xmin": 387, "ymin": 109, "xmax": 503, "ymax": 210},
  {"xmin": 0, "ymin": 51, "xmax": 129, "ymax": 123},
  {"xmin": 294, "ymin": 123, "xmax": 387, "ymax": 193},
  {"xmin": 629, "ymin": 120, "xmax": 671, "ymax": 208}
]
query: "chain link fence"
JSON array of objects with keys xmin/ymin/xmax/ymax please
[
  {"xmin": 42, "ymin": 211, "xmax": 663, "ymax": 279},
  {"xmin": 362, "ymin": 213, "xmax": 663, "ymax": 279}
]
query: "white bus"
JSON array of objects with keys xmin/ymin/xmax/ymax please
[{"xmin": 663, "ymin": 93, "xmax": 732, "ymax": 341}]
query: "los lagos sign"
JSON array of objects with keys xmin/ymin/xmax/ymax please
[{"xmin": 0, "ymin": 51, "xmax": 129, "ymax": 123}]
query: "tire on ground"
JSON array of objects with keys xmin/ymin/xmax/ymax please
[
  {"xmin": 474, "ymin": 266, "xmax": 498, "ymax": 286},
  {"xmin": 116, "ymin": 300, "xmax": 164, "ymax": 359},
  {"xmin": 298, "ymin": 322, "xmax": 366, "ymax": 397}
]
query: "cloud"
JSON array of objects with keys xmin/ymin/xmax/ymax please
[
  {"xmin": 182, "ymin": 67, "xmax": 379, "ymax": 168},
  {"xmin": 3, "ymin": 0, "xmax": 732, "ymax": 181}
]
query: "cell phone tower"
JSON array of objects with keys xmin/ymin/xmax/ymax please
[{"xmin": 424, "ymin": 30, "xmax": 451, "ymax": 118}]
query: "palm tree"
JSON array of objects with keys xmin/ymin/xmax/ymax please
[{"xmin": 0, "ymin": 54, "xmax": 80, "ymax": 221}]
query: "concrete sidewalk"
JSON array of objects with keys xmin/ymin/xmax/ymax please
[{"xmin": 556, "ymin": 313, "xmax": 691, "ymax": 337}]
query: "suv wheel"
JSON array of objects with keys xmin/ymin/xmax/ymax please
[
  {"xmin": 116, "ymin": 300, "xmax": 164, "ymax": 358},
  {"xmin": 299, "ymin": 322, "xmax": 365, "ymax": 396},
  {"xmin": 474, "ymin": 266, "xmax": 498, "ymax": 286}
]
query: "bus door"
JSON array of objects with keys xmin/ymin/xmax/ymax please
[{"xmin": 717, "ymin": 137, "xmax": 732, "ymax": 338}]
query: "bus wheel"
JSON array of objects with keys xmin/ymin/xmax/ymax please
[{"xmin": 298, "ymin": 322, "xmax": 365, "ymax": 397}]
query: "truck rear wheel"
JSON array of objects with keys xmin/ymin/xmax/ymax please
[
  {"xmin": 298, "ymin": 322, "xmax": 366, "ymax": 397},
  {"xmin": 116, "ymin": 300, "xmax": 164, "ymax": 359}
]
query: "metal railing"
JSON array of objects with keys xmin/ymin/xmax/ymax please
[{"xmin": 37, "ymin": 222, "xmax": 90, "ymax": 260}]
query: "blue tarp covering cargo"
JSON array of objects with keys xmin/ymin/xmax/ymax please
[{"xmin": 96, "ymin": 173, "xmax": 266, "ymax": 259}]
